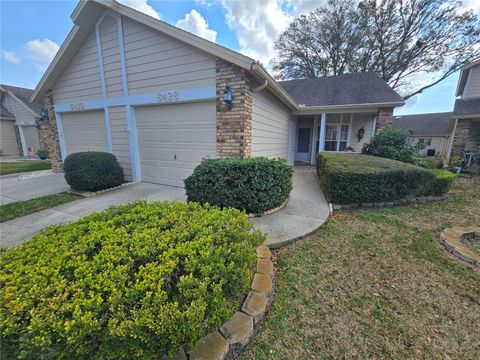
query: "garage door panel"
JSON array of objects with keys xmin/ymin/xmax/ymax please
[
  {"xmin": 62, "ymin": 110, "xmax": 108, "ymax": 154},
  {"xmin": 0, "ymin": 120, "xmax": 19, "ymax": 155},
  {"xmin": 136, "ymin": 101, "xmax": 216, "ymax": 186}
]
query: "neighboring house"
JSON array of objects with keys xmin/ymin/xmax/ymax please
[
  {"xmin": 31, "ymin": 0, "xmax": 404, "ymax": 187},
  {"xmin": 448, "ymin": 59, "xmax": 480, "ymax": 162},
  {"xmin": 393, "ymin": 112, "xmax": 454, "ymax": 158},
  {"xmin": 0, "ymin": 85, "xmax": 43, "ymax": 156}
]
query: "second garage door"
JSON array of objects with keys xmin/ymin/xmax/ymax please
[
  {"xmin": 136, "ymin": 101, "xmax": 216, "ymax": 187},
  {"xmin": 62, "ymin": 110, "xmax": 108, "ymax": 155}
]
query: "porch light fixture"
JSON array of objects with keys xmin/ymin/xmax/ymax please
[
  {"xmin": 223, "ymin": 87, "xmax": 233, "ymax": 110},
  {"xmin": 41, "ymin": 107, "xmax": 49, "ymax": 119}
]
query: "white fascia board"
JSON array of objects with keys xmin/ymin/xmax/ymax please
[{"xmin": 293, "ymin": 102, "xmax": 405, "ymax": 115}]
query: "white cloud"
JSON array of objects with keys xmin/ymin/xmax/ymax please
[
  {"xmin": 2, "ymin": 50, "xmax": 20, "ymax": 64},
  {"xmin": 118, "ymin": 0, "xmax": 161, "ymax": 19},
  {"xmin": 462, "ymin": 0, "xmax": 480, "ymax": 14},
  {"xmin": 25, "ymin": 39, "xmax": 59, "ymax": 70},
  {"xmin": 287, "ymin": 0, "xmax": 326, "ymax": 16},
  {"xmin": 218, "ymin": 0, "xmax": 292, "ymax": 66},
  {"xmin": 176, "ymin": 9, "xmax": 217, "ymax": 42}
]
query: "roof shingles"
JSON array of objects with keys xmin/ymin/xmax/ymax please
[
  {"xmin": 0, "ymin": 84, "xmax": 43, "ymax": 116},
  {"xmin": 279, "ymin": 72, "xmax": 404, "ymax": 107},
  {"xmin": 393, "ymin": 112, "xmax": 454, "ymax": 136},
  {"xmin": 453, "ymin": 98, "xmax": 480, "ymax": 117}
]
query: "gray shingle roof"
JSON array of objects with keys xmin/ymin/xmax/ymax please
[
  {"xmin": 453, "ymin": 98, "xmax": 480, "ymax": 117},
  {"xmin": 1, "ymin": 104, "xmax": 15, "ymax": 119},
  {"xmin": 393, "ymin": 112, "xmax": 454, "ymax": 136},
  {"xmin": 0, "ymin": 84, "xmax": 43, "ymax": 116},
  {"xmin": 278, "ymin": 72, "xmax": 404, "ymax": 107}
]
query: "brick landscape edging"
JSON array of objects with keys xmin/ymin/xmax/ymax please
[
  {"xmin": 173, "ymin": 245, "xmax": 275, "ymax": 360},
  {"xmin": 439, "ymin": 227, "xmax": 480, "ymax": 269},
  {"xmin": 331, "ymin": 194, "xmax": 448, "ymax": 211}
]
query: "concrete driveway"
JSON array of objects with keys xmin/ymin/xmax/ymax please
[
  {"xmin": 0, "ymin": 172, "xmax": 70, "ymax": 205},
  {"xmin": 1, "ymin": 168, "xmax": 329, "ymax": 249}
]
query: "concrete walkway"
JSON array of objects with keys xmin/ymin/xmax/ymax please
[
  {"xmin": 1, "ymin": 169, "xmax": 329, "ymax": 249},
  {"xmin": 252, "ymin": 168, "xmax": 330, "ymax": 248},
  {"xmin": 1, "ymin": 173, "xmax": 70, "ymax": 205}
]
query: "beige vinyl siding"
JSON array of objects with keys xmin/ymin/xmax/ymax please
[
  {"xmin": 410, "ymin": 136, "xmax": 450, "ymax": 157},
  {"xmin": 1, "ymin": 94, "xmax": 15, "ymax": 115},
  {"xmin": 100, "ymin": 16, "xmax": 124, "ymax": 98},
  {"xmin": 52, "ymin": 29, "xmax": 103, "ymax": 103},
  {"xmin": 62, "ymin": 110, "xmax": 108, "ymax": 154},
  {"xmin": 122, "ymin": 17, "xmax": 216, "ymax": 95},
  {"xmin": 109, "ymin": 106, "xmax": 132, "ymax": 180},
  {"xmin": 22, "ymin": 125, "xmax": 40, "ymax": 153},
  {"xmin": 0, "ymin": 120, "xmax": 19, "ymax": 155},
  {"xmin": 464, "ymin": 65, "xmax": 480, "ymax": 99},
  {"xmin": 252, "ymin": 89, "xmax": 291, "ymax": 159},
  {"xmin": 2, "ymin": 93, "xmax": 35, "ymax": 121}
]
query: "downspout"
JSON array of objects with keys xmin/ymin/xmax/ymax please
[
  {"xmin": 446, "ymin": 118, "xmax": 458, "ymax": 164},
  {"xmin": 253, "ymin": 79, "xmax": 268, "ymax": 92}
]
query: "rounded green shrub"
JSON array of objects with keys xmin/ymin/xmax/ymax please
[
  {"xmin": 316, "ymin": 153, "xmax": 437, "ymax": 204},
  {"xmin": 0, "ymin": 201, "xmax": 263, "ymax": 358},
  {"xmin": 64, "ymin": 151, "xmax": 124, "ymax": 191},
  {"xmin": 184, "ymin": 157, "xmax": 293, "ymax": 214},
  {"xmin": 419, "ymin": 169, "xmax": 456, "ymax": 196}
]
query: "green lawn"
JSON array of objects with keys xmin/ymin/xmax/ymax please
[
  {"xmin": 0, "ymin": 193, "xmax": 80, "ymax": 222},
  {"xmin": 0, "ymin": 161, "xmax": 51, "ymax": 175},
  {"xmin": 243, "ymin": 175, "xmax": 480, "ymax": 359}
]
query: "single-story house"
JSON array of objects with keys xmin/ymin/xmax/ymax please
[
  {"xmin": 31, "ymin": 0, "xmax": 404, "ymax": 187},
  {"xmin": 393, "ymin": 112, "xmax": 454, "ymax": 158},
  {"xmin": 448, "ymin": 58, "xmax": 480, "ymax": 163},
  {"xmin": 0, "ymin": 85, "xmax": 43, "ymax": 156}
]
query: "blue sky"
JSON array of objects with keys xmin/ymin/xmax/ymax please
[{"xmin": 1, "ymin": 0, "xmax": 478, "ymax": 115}]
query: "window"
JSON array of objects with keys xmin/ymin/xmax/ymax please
[
  {"xmin": 323, "ymin": 123, "xmax": 351, "ymax": 151},
  {"xmin": 419, "ymin": 138, "xmax": 432, "ymax": 147}
]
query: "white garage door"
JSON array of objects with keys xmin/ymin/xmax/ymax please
[
  {"xmin": 135, "ymin": 101, "xmax": 216, "ymax": 187},
  {"xmin": 62, "ymin": 110, "xmax": 108, "ymax": 155},
  {"xmin": 0, "ymin": 119, "xmax": 19, "ymax": 155}
]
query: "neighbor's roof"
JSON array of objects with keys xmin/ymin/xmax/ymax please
[
  {"xmin": 453, "ymin": 98, "xmax": 480, "ymax": 118},
  {"xmin": 0, "ymin": 84, "xmax": 42, "ymax": 117},
  {"xmin": 393, "ymin": 112, "xmax": 454, "ymax": 136},
  {"xmin": 279, "ymin": 72, "xmax": 404, "ymax": 108},
  {"xmin": 0, "ymin": 104, "xmax": 15, "ymax": 119},
  {"xmin": 455, "ymin": 58, "xmax": 480, "ymax": 97}
]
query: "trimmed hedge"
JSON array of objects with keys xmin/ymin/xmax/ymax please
[
  {"xmin": 419, "ymin": 169, "xmax": 456, "ymax": 196},
  {"xmin": 316, "ymin": 153, "xmax": 445, "ymax": 204},
  {"xmin": 184, "ymin": 157, "xmax": 293, "ymax": 214},
  {"xmin": 0, "ymin": 201, "xmax": 263, "ymax": 358},
  {"xmin": 64, "ymin": 151, "xmax": 124, "ymax": 192}
]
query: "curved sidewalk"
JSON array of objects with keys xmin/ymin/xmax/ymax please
[
  {"xmin": 252, "ymin": 168, "xmax": 330, "ymax": 249},
  {"xmin": 1, "ymin": 168, "xmax": 329, "ymax": 248}
]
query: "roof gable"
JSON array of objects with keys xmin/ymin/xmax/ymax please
[
  {"xmin": 455, "ymin": 58, "xmax": 480, "ymax": 97},
  {"xmin": 0, "ymin": 84, "xmax": 42, "ymax": 117}
]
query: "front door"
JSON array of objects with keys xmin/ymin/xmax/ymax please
[{"xmin": 295, "ymin": 125, "xmax": 312, "ymax": 162}]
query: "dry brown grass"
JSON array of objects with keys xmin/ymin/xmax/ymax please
[{"xmin": 243, "ymin": 175, "xmax": 480, "ymax": 359}]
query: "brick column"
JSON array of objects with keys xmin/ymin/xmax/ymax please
[
  {"xmin": 450, "ymin": 119, "xmax": 470, "ymax": 159},
  {"xmin": 38, "ymin": 90, "xmax": 63, "ymax": 172},
  {"xmin": 216, "ymin": 60, "xmax": 252, "ymax": 158},
  {"xmin": 376, "ymin": 108, "xmax": 394, "ymax": 132}
]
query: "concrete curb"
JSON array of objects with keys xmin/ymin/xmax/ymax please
[
  {"xmin": 69, "ymin": 181, "xmax": 138, "ymax": 197},
  {"xmin": 438, "ymin": 227, "xmax": 480, "ymax": 269}
]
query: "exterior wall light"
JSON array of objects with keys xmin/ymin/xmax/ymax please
[
  {"xmin": 41, "ymin": 107, "xmax": 49, "ymax": 119},
  {"xmin": 223, "ymin": 86, "xmax": 233, "ymax": 110}
]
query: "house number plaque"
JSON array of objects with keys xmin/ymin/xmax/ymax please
[
  {"xmin": 157, "ymin": 91, "xmax": 180, "ymax": 103},
  {"xmin": 70, "ymin": 102, "xmax": 85, "ymax": 111}
]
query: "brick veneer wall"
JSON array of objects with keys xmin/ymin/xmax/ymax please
[
  {"xmin": 450, "ymin": 119, "xmax": 470, "ymax": 159},
  {"xmin": 38, "ymin": 90, "xmax": 63, "ymax": 172},
  {"xmin": 216, "ymin": 60, "xmax": 253, "ymax": 158},
  {"xmin": 376, "ymin": 108, "xmax": 394, "ymax": 131}
]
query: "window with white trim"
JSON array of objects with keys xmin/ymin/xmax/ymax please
[
  {"xmin": 323, "ymin": 123, "xmax": 351, "ymax": 151},
  {"xmin": 419, "ymin": 138, "xmax": 432, "ymax": 147}
]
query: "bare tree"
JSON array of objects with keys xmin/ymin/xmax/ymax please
[{"xmin": 273, "ymin": 0, "xmax": 479, "ymax": 99}]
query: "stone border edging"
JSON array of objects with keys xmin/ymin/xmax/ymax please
[
  {"xmin": 331, "ymin": 194, "xmax": 447, "ymax": 211},
  {"xmin": 247, "ymin": 198, "xmax": 289, "ymax": 218},
  {"xmin": 172, "ymin": 245, "xmax": 275, "ymax": 360},
  {"xmin": 69, "ymin": 181, "xmax": 137, "ymax": 197},
  {"xmin": 439, "ymin": 227, "xmax": 480, "ymax": 269}
]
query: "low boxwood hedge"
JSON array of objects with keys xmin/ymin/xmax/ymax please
[
  {"xmin": 184, "ymin": 157, "xmax": 293, "ymax": 214},
  {"xmin": 64, "ymin": 151, "xmax": 124, "ymax": 192},
  {"xmin": 0, "ymin": 201, "xmax": 263, "ymax": 358},
  {"xmin": 419, "ymin": 168, "xmax": 456, "ymax": 196},
  {"xmin": 316, "ymin": 153, "xmax": 450, "ymax": 204}
]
